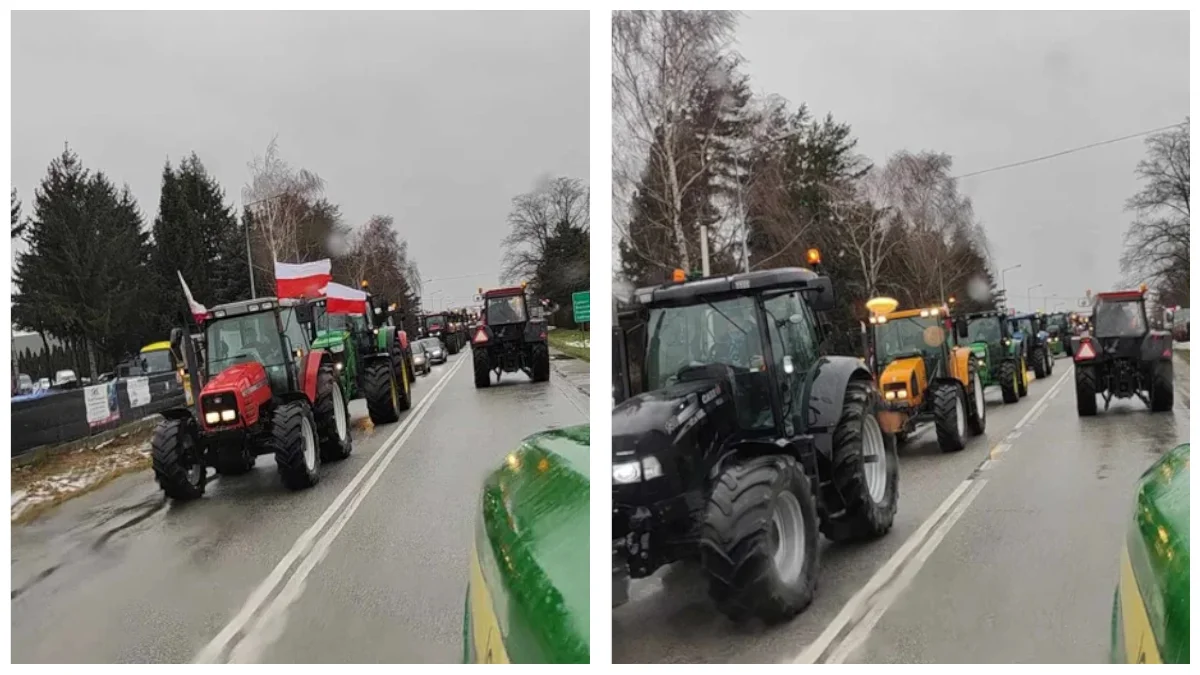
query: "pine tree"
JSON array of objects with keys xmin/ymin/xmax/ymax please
[{"xmin": 11, "ymin": 187, "xmax": 25, "ymax": 239}]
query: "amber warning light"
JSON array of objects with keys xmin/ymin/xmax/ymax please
[
  {"xmin": 672, "ymin": 268, "xmax": 687, "ymax": 283},
  {"xmin": 806, "ymin": 248, "xmax": 822, "ymax": 265}
]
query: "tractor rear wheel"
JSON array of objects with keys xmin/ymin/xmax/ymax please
[
  {"xmin": 151, "ymin": 417, "xmax": 206, "ymax": 501},
  {"xmin": 473, "ymin": 348, "xmax": 491, "ymax": 389},
  {"xmin": 1075, "ymin": 365, "xmax": 1098, "ymax": 416},
  {"xmin": 363, "ymin": 360, "xmax": 401, "ymax": 425},
  {"xmin": 531, "ymin": 343, "xmax": 550, "ymax": 382},
  {"xmin": 314, "ymin": 365, "xmax": 353, "ymax": 462},
  {"xmin": 820, "ymin": 380, "xmax": 899, "ymax": 542},
  {"xmin": 1149, "ymin": 361, "xmax": 1174, "ymax": 412},
  {"xmin": 701, "ymin": 454, "xmax": 820, "ymax": 624},
  {"xmin": 1032, "ymin": 347, "xmax": 1047, "ymax": 379},
  {"xmin": 270, "ymin": 401, "xmax": 321, "ymax": 491},
  {"xmin": 998, "ymin": 360, "xmax": 1019, "ymax": 403},
  {"xmin": 932, "ymin": 381, "xmax": 967, "ymax": 452},
  {"xmin": 389, "ymin": 342, "xmax": 412, "ymax": 412}
]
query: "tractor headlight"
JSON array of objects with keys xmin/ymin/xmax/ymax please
[
  {"xmin": 335, "ymin": 362, "xmax": 343, "ymax": 371},
  {"xmin": 885, "ymin": 391, "xmax": 896, "ymax": 400},
  {"xmin": 220, "ymin": 409, "xmax": 236, "ymax": 422},
  {"xmin": 896, "ymin": 390, "xmax": 908, "ymax": 399},
  {"xmin": 612, "ymin": 456, "xmax": 664, "ymax": 484},
  {"xmin": 202, "ymin": 394, "xmax": 239, "ymax": 426},
  {"xmin": 205, "ymin": 411, "xmax": 221, "ymax": 425}
]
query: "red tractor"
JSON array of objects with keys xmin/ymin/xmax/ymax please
[
  {"xmin": 470, "ymin": 285, "xmax": 550, "ymax": 388},
  {"xmin": 151, "ymin": 297, "xmax": 352, "ymax": 500}
]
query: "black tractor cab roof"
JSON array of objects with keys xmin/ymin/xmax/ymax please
[
  {"xmin": 209, "ymin": 297, "xmax": 303, "ymax": 319},
  {"xmin": 961, "ymin": 310, "xmax": 1007, "ymax": 320},
  {"xmin": 632, "ymin": 267, "xmax": 823, "ymax": 308}
]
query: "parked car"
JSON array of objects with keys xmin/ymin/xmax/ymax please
[
  {"xmin": 419, "ymin": 337, "xmax": 448, "ymax": 365},
  {"xmin": 15, "ymin": 373, "xmax": 34, "ymax": 395},
  {"xmin": 36, "ymin": 377, "xmax": 51, "ymax": 391},
  {"xmin": 54, "ymin": 369, "xmax": 79, "ymax": 389}
]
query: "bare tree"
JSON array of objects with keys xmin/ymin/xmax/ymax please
[
  {"xmin": 613, "ymin": 10, "xmax": 742, "ymax": 271},
  {"xmin": 1121, "ymin": 119, "xmax": 1189, "ymax": 304},
  {"xmin": 823, "ymin": 180, "xmax": 902, "ymax": 297},
  {"xmin": 501, "ymin": 176, "xmax": 589, "ymax": 283},
  {"xmin": 242, "ymin": 137, "xmax": 325, "ymax": 266}
]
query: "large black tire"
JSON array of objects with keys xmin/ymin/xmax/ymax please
[
  {"xmin": 965, "ymin": 357, "xmax": 987, "ymax": 436},
  {"xmin": 213, "ymin": 443, "xmax": 255, "ymax": 476},
  {"xmin": 1032, "ymin": 347, "xmax": 1047, "ymax": 379},
  {"xmin": 1017, "ymin": 357, "xmax": 1029, "ymax": 397},
  {"xmin": 998, "ymin": 360, "xmax": 1019, "ymax": 403},
  {"xmin": 932, "ymin": 381, "xmax": 967, "ymax": 453},
  {"xmin": 1149, "ymin": 361, "xmax": 1174, "ymax": 412},
  {"xmin": 389, "ymin": 343, "xmax": 413, "ymax": 412},
  {"xmin": 151, "ymin": 417, "xmax": 206, "ymax": 500},
  {"xmin": 1045, "ymin": 348, "xmax": 1054, "ymax": 375},
  {"xmin": 313, "ymin": 365, "xmax": 353, "ymax": 462},
  {"xmin": 1075, "ymin": 365, "xmax": 1098, "ymax": 416},
  {"xmin": 531, "ymin": 343, "xmax": 550, "ymax": 382},
  {"xmin": 820, "ymin": 380, "xmax": 899, "ymax": 543},
  {"xmin": 363, "ymin": 360, "xmax": 401, "ymax": 425},
  {"xmin": 701, "ymin": 454, "xmax": 820, "ymax": 624},
  {"xmin": 473, "ymin": 348, "xmax": 491, "ymax": 389},
  {"xmin": 270, "ymin": 401, "xmax": 320, "ymax": 490}
]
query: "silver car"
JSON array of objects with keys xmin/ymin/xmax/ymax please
[
  {"xmin": 419, "ymin": 338, "xmax": 447, "ymax": 365},
  {"xmin": 411, "ymin": 341, "xmax": 433, "ymax": 376}
]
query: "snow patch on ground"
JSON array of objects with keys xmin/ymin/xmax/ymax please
[
  {"xmin": 1176, "ymin": 342, "xmax": 1189, "ymax": 351},
  {"xmin": 563, "ymin": 339, "xmax": 591, "ymax": 349},
  {"xmin": 11, "ymin": 441, "xmax": 151, "ymax": 523}
]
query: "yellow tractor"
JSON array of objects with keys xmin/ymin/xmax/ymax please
[{"xmin": 864, "ymin": 297, "xmax": 986, "ymax": 452}]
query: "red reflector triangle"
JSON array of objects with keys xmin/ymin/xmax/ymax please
[
  {"xmin": 1077, "ymin": 342, "xmax": 1095, "ymax": 359},
  {"xmin": 473, "ymin": 328, "xmax": 488, "ymax": 344}
]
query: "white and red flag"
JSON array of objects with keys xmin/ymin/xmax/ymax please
[
  {"xmin": 177, "ymin": 271, "xmax": 208, "ymax": 324},
  {"xmin": 323, "ymin": 282, "xmax": 368, "ymax": 315},
  {"xmin": 275, "ymin": 259, "xmax": 332, "ymax": 299}
]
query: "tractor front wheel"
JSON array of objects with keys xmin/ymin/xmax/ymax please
[
  {"xmin": 998, "ymin": 360, "xmax": 1019, "ymax": 404},
  {"xmin": 965, "ymin": 357, "xmax": 986, "ymax": 436},
  {"xmin": 820, "ymin": 380, "xmax": 899, "ymax": 542},
  {"xmin": 151, "ymin": 417, "xmax": 206, "ymax": 501},
  {"xmin": 932, "ymin": 381, "xmax": 967, "ymax": 453},
  {"xmin": 363, "ymin": 360, "xmax": 401, "ymax": 425},
  {"xmin": 314, "ymin": 365, "xmax": 353, "ymax": 462},
  {"xmin": 270, "ymin": 401, "xmax": 321, "ymax": 491},
  {"xmin": 701, "ymin": 454, "xmax": 820, "ymax": 624}
]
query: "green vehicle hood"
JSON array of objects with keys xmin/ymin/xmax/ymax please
[
  {"xmin": 1118, "ymin": 443, "xmax": 1189, "ymax": 663},
  {"xmin": 466, "ymin": 425, "xmax": 590, "ymax": 663},
  {"xmin": 312, "ymin": 329, "xmax": 351, "ymax": 351}
]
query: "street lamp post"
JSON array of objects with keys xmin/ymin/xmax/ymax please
[
  {"xmin": 1027, "ymin": 284, "xmax": 1043, "ymax": 314},
  {"xmin": 1001, "ymin": 264, "xmax": 1022, "ymax": 295}
]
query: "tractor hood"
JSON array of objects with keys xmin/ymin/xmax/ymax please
[
  {"xmin": 968, "ymin": 341, "xmax": 990, "ymax": 361},
  {"xmin": 878, "ymin": 356, "xmax": 923, "ymax": 393},
  {"xmin": 612, "ymin": 377, "xmax": 723, "ymax": 440},
  {"xmin": 312, "ymin": 330, "xmax": 350, "ymax": 352},
  {"xmin": 202, "ymin": 361, "xmax": 268, "ymax": 397}
]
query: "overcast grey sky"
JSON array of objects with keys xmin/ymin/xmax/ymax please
[
  {"xmin": 12, "ymin": 10, "xmax": 589, "ymax": 311},
  {"xmin": 738, "ymin": 10, "xmax": 1189, "ymax": 312}
]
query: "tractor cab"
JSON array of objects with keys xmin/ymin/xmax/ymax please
[
  {"xmin": 202, "ymin": 297, "xmax": 313, "ymax": 404},
  {"xmin": 959, "ymin": 311, "xmax": 1015, "ymax": 368},
  {"xmin": 865, "ymin": 302, "xmax": 952, "ymax": 408}
]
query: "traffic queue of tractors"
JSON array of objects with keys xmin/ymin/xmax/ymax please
[{"xmin": 611, "ymin": 249, "xmax": 1177, "ymax": 628}]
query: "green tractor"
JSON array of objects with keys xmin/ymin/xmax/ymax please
[
  {"xmin": 1044, "ymin": 312, "xmax": 1073, "ymax": 357},
  {"xmin": 311, "ymin": 293, "xmax": 413, "ymax": 426},
  {"xmin": 957, "ymin": 310, "xmax": 1030, "ymax": 404}
]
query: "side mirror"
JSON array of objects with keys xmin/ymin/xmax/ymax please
[
  {"xmin": 804, "ymin": 276, "xmax": 836, "ymax": 312},
  {"xmin": 294, "ymin": 302, "xmax": 315, "ymax": 326},
  {"xmin": 955, "ymin": 318, "xmax": 969, "ymax": 339}
]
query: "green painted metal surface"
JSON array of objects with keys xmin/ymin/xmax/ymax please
[
  {"xmin": 1117, "ymin": 442, "xmax": 1190, "ymax": 663},
  {"xmin": 464, "ymin": 425, "xmax": 590, "ymax": 663}
]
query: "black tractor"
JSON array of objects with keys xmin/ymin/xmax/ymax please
[
  {"xmin": 1073, "ymin": 288, "xmax": 1174, "ymax": 416},
  {"xmin": 612, "ymin": 265, "xmax": 899, "ymax": 624},
  {"xmin": 1009, "ymin": 312, "xmax": 1053, "ymax": 379},
  {"xmin": 470, "ymin": 285, "xmax": 550, "ymax": 387}
]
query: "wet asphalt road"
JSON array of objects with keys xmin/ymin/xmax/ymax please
[
  {"xmin": 11, "ymin": 351, "xmax": 588, "ymax": 663},
  {"xmin": 613, "ymin": 354, "xmax": 1189, "ymax": 664}
]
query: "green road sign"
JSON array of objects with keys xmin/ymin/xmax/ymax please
[{"xmin": 572, "ymin": 290, "xmax": 590, "ymax": 323}]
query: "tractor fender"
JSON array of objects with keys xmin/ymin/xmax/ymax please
[
  {"xmin": 949, "ymin": 346, "xmax": 973, "ymax": 385},
  {"xmin": 159, "ymin": 406, "xmax": 196, "ymax": 423},
  {"xmin": 707, "ymin": 435, "xmax": 816, "ymax": 485},
  {"xmin": 801, "ymin": 355, "xmax": 875, "ymax": 461},
  {"xmin": 1143, "ymin": 331, "xmax": 1174, "ymax": 361},
  {"xmin": 299, "ymin": 349, "xmax": 330, "ymax": 403},
  {"xmin": 471, "ymin": 325, "xmax": 495, "ymax": 350},
  {"xmin": 375, "ymin": 325, "xmax": 397, "ymax": 353},
  {"xmin": 396, "ymin": 329, "xmax": 410, "ymax": 352}
]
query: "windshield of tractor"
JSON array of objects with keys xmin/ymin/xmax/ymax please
[
  {"xmin": 424, "ymin": 314, "xmax": 446, "ymax": 329},
  {"xmin": 140, "ymin": 349, "xmax": 174, "ymax": 374},
  {"xmin": 486, "ymin": 295, "xmax": 527, "ymax": 325},
  {"xmin": 1046, "ymin": 314, "xmax": 1069, "ymax": 334},
  {"xmin": 1094, "ymin": 299, "xmax": 1148, "ymax": 338},
  {"xmin": 314, "ymin": 304, "xmax": 366, "ymax": 333},
  {"xmin": 965, "ymin": 317, "xmax": 1004, "ymax": 344},
  {"xmin": 206, "ymin": 309, "xmax": 301, "ymax": 382},
  {"xmin": 874, "ymin": 315, "xmax": 947, "ymax": 366}
]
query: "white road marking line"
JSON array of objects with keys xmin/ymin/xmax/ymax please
[
  {"xmin": 978, "ymin": 459, "xmax": 993, "ymax": 472},
  {"xmin": 826, "ymin": 479, "xmax": 989, "ymax": 664},
  {"xmin": 193, "ymin": 355, "xmax": 467, "ymax": 664},
  {"xmin": 228, "ymin": 356, "xmax": 464, "ymax": 663},
  {"xmin": 793, "ymin": 365, "xmax": 1074, "ymax": 665},
  {"xmin": 990, "ymin": 443, "xmax": 1011, "ymax": 458},
  {"xmin": 792, "ymin": 479, "xmax": 974, "ymax": 664}
]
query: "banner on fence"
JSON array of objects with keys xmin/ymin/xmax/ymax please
[
  {"xmin": 84, "ymin": 382, "xmax": 120, "ymax": 428},
  {"xmin": 127, "ymin": 376, "xmax": 152, "ymax": 408}
]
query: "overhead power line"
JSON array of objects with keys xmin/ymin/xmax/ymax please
[{"xmin": 952, "ymin": 121, "xmax": 1187, "ymax": 180}]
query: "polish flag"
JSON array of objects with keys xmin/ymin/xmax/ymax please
[
  {"xmin": 275, "ymin": 259, "xmax": 332, "ymax": 299},
  {"xmin": 177, "ymin": 271, "xmax": 208, "ymax": 324},
  {"xmin": 324, "ymin": 282, "xmax": 368, "ymax": 315}
]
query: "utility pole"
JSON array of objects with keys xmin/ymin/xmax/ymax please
[{"xmin": 1027, "ymin": 283, "xmax": 1043, "ymax": 313}]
